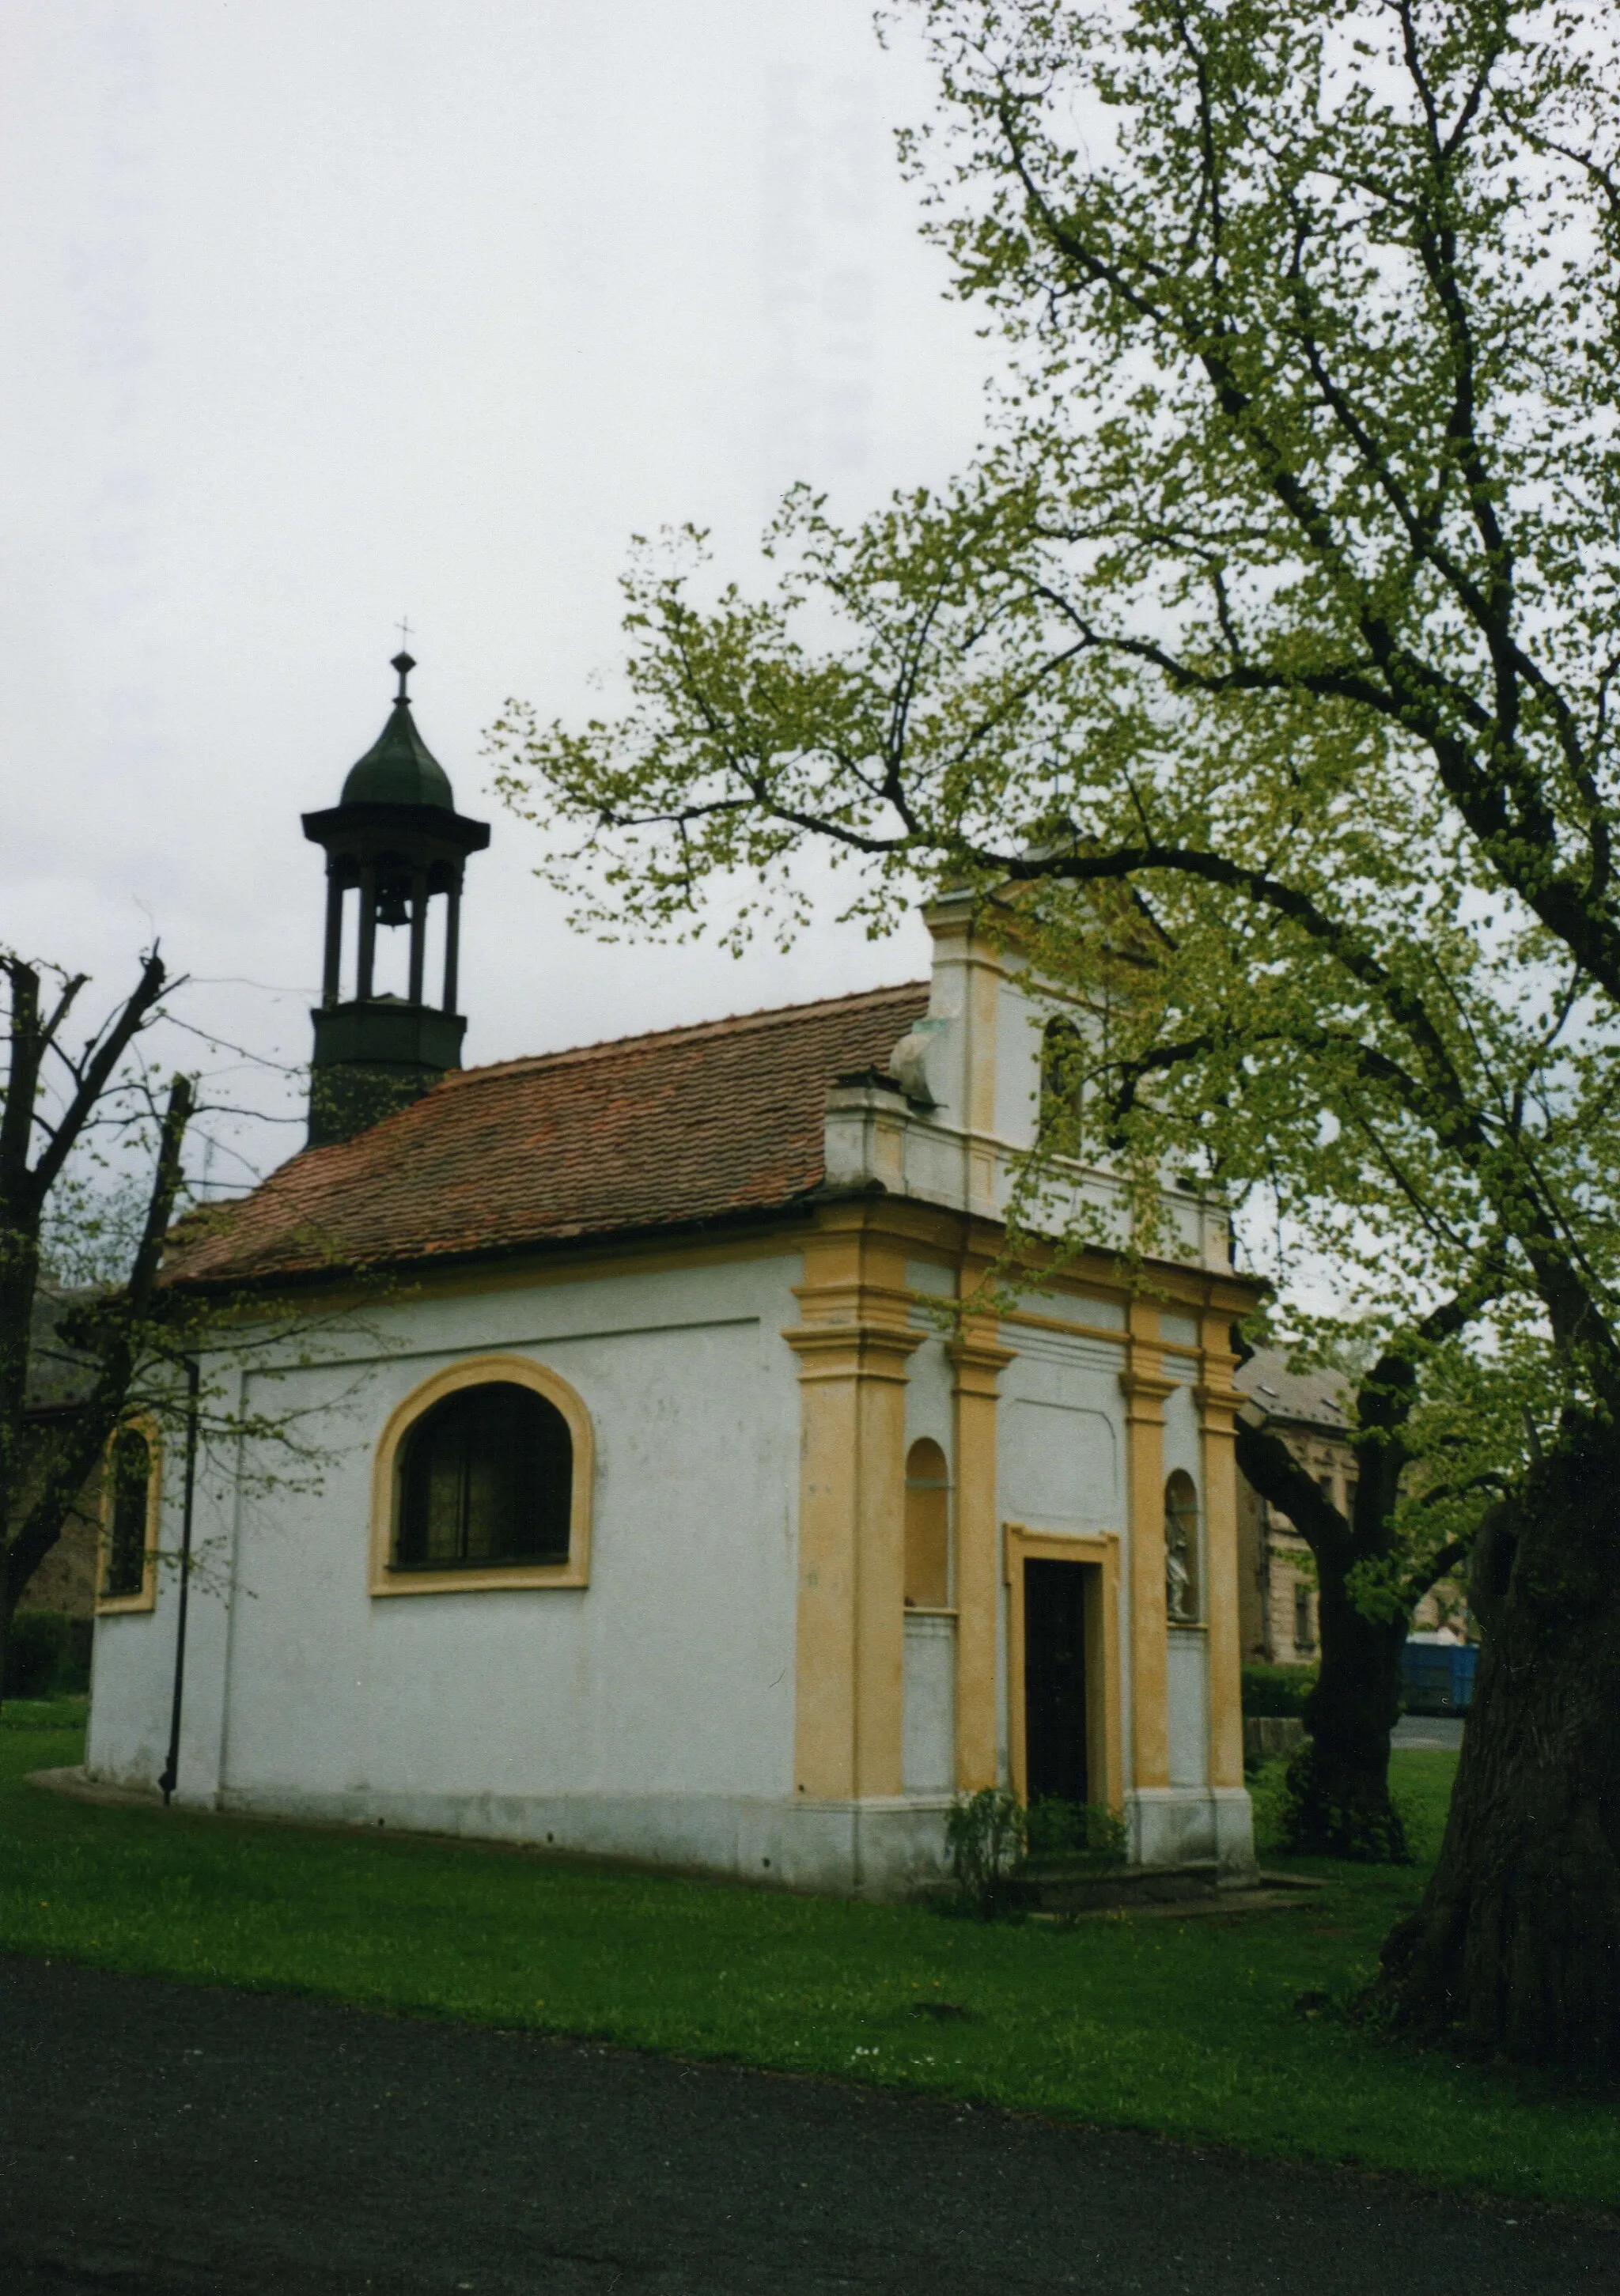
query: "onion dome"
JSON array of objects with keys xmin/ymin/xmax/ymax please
[{"xmin": 339, "ymin": 652, "xmax": 454, "ymax": 810}]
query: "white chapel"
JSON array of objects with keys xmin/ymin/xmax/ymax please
[{"xmin": 87, "ymin": 660, "xmax": 1259, "ymax": 1896}]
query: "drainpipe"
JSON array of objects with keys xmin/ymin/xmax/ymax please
[{"xmin": 157, "ymin": 1356, "xmax": 200, "ymax": 1808}]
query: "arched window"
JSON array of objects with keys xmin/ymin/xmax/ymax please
[
  {"xmin": 1039, "ymin": 1016, "xmax": 1087, "ymax": 1156},
  {"xmin": 101, "ymin": 1424, "xmax": 155, "ymax": 1603},
  {"xmin": 904, "ymin": 1437, "xmax": 950, "ymax": 1609},
  {"xmin": 1164, "ymin": 1470, "xmax": 1200, "ymax": 1623},
  {"xmin": 394, "ymin": 1381, "xmax": 572, "ymax": 1570}
]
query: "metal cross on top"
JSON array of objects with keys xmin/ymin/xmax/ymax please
[{"xmin": 390, "ymin": 624, "xmax": 418, "ymax": 702}]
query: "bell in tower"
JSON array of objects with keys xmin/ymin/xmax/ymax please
[{"xmin": 301, "ymin": 653, "xmax": 490, "ymax": 1147}]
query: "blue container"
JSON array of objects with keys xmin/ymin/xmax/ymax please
[{"xmin": 1401, "ymin": 1640, "xmax": 1477, "ymax": 1715}]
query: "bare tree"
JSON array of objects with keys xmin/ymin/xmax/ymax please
[{"xmin": 0, "ymin": 950, "xmax": 195, "ymax": 1661}]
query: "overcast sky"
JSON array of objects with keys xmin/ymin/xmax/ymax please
[{"xmin": 0, "ymin": 2, "xmax": 988, "ymax": 1190}]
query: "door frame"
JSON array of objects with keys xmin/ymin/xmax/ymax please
[{"xmin": 1004, "ymin": 1523, "xmax": 1122, "ymax": 1810}]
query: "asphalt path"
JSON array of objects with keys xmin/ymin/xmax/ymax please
[
  {"xmin": 2, "ymin": 1955, "xmax": 1613, "ymax": 2295},
  {"xmin": 1391, "ymin": 1717, "xmax": 1467, "ymax": 1751}
]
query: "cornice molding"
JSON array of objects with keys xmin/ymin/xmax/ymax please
[
  {"xmin": 945, "ymin": 1336, "xmax": 1016, "ymax": 1397},
  {"xmin": 782, "ymin": 1321, "xmax": 924, "ymax": 1384},
  {"xmin": 1118, "ymin": 1364, "xmax": 1177, "ymax": 1422}
]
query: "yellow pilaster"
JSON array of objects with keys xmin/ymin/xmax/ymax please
[
  {"xmin": 1196, "ymin": 1312, "xmax": 1247, "ymax": 1791},
  {"xmin": 785, "ymin": 1210, "xmax": 920, "ymax": 1801},
  {"xmin": 1122, "ymin": 1303, "xmax": 1175, "ymax": 1791},
  {"xmin": 947, "ymin": 1322, "xmax": 1014, "ymax": 1792}
]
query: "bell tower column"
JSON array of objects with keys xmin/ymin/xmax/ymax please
[{"xmin": 320, "ymin": 870, "xmax": 344, "ymax": 1006}]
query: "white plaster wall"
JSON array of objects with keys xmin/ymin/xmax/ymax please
[
  {"xmin": 1161, "ymin": 1367, "xmax": 1202, "ymax": 1486},
  {"xmin": 998, "ymin": 1330, "xmax": 1126, "ymax": 1534},
  {"xmin": 902, "ymin": 1615, "xmax": 956, "ymax": 1793},
  {"xmin": 91, "ymin": 1251, "xmax": 806, "ymax": 1829},
  {"xmin": 905, "ymin": 938, "xmax": 973, "ymax": 1128},
  {"xmin": 87, "ymin": 1606, "xmax": 173, "ymax": 1785},
  {"xmin": 86, "ymin": 1351, "xmax": 246, "ymax": 1805},
  {"xmin": 903, "ymin": 1322, "xmax": 956, "ymax": 1460},
  {"xmin": 1166, "ymin": 1629, "xmax": 1210, "ymax": 1788},
  {"xmin": 1011, "ymin": 1287, "xmax": 1124, "ymax": 1332},
  {"xmin": 993, "ymin": 978, "xmax": 1050, "ymax": 1150}
]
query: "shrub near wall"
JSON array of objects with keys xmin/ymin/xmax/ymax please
[
  {"xmin": 0, "ymin": 1611, "xmax": 92, "ymax": 1700},
  {"xmin": 1240, "ymin": 1664, "xmax": 1316, "ymax": 1718},
  {"xmin": 1240, "ymin": 1666, "xmax": 1315, "ymax": 1772}
]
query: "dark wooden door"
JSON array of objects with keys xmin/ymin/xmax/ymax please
[{"xmin": 1024, "ymin": 1558, "xmax": 1089, "ymax": 1802}]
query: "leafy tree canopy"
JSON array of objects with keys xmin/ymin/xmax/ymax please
[
  {"xmin": 498, "ymin": 4, "xmax": 1619, "ymax": 1546},
  {"xmin": 496, "ymin": 0, "xmax": 1620, "ymax": 2060}
]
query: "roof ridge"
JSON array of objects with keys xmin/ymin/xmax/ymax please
[{"xmin": 438, "ymin": 978, "xmax": 931, "ymax": 1088}]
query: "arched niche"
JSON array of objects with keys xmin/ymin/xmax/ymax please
[
  {"xmin": 904, "ymin": 1437, "xmax": 951, "ymax": 1609},
  {"xmin": 1164, "ymin": 1468, "xmax": 1201, "ymax": 1623}
]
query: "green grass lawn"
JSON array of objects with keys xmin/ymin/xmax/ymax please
[{"xmin": 3, "ymin": 1700, "xmax": 1615, "ymax": 2210}]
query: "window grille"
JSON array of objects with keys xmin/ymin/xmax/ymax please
[
  {"xmin": 394, "ymin": 1381, "xmax": 572, "ymax": 1568},
  {"xmin": 103, "ymin": 1427, "xmax": 153, "ymax": 1598}
]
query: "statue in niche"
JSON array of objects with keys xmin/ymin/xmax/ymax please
[{"xmin": 1164, "ymin": 1472, "xmax": 1199, "ymax": 1623}]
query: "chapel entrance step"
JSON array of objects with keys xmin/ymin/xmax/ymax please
[{"xmin": 1003, "ymin": 1858, "xmax": 1327, "ymax": 1916}]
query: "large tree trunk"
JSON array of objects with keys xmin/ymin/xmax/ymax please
[
  {"xmin": 0, "ymin": 1529, "xmax": 51, "ymax": 1704},
  {"xmin": 1285, "ymin": 1564, "xmax": 1410, "ymax": 1862},
  {"xmin": 1372, "ymin": 1422, "xmax": 1620, "ymax": 2070},
  {"xmin": 1234, "ymin": 1413, "xmax": 1410, "ymax": 1862},
  {"xmin": 0, "ymin": 1565, "xmax": 18, "ymax": 1704}
]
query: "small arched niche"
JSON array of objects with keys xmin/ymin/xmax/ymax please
[
  {"xmin": 1164, "ymin": 1469, "xmax": 1201, "ymax": 1623},
  {"xmin": 1039, "ymin": 1016, "xmax": 1087, "ymax": 1157},
  {"xmin": 904, "ymin": 1437, "xmax": 951, "ymax": 1609}
]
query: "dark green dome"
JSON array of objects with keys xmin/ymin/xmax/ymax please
[{"xmin": 340, "ymin": 653, "xmax": 455, "ymax": 810}]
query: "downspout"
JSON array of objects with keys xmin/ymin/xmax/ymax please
[{"xmin": 157, "ymin": 1356, "xmax": 199, "ymax": 1807}]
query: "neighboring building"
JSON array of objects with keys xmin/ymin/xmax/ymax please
[
  {"xmin": 1233, "ymin": 1349, "xmax": 1351, "ymax": 1665},
  {"xmin": 20, "ymin": 1493, "xmax": 98, "ymax": 1617},
  {"xmin": 1233, "ymin": 1346, "xmax": 1470, "ymax": 1666},
  {"xmin": 10, "ymin": 1290, "xmax": 102, "ymax": 1620},
  {"xmin": 86, "ymin": 658, "xmax": 1262, "ymax": 1896}
]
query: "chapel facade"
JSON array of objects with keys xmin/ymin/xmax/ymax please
[{"xmin": 86, "ymin": 664, "xmax": 1260, "ymax": 1896}]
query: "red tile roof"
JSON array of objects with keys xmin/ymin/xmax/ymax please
[{"xmin": 167, "ymin": 982, "xmax": 931, "ymax": 1288}]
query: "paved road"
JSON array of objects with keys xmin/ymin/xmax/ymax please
[{"xmin": 2, "ymin": 1956, "xmax": 1612, "ymax": 2294}]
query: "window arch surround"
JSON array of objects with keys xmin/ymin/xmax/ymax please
[
  {"xmin": 369, "ymin": 1356, "xmax": 593, "ymax": 1597},
  {"xmin": 96, "ymin": 1416, "xmax": 161, "ymax": 1615}
]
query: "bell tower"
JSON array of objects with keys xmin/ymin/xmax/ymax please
[{"xmin": 301, "ymin": 653, "xmax": 490, "ymax": 1148}]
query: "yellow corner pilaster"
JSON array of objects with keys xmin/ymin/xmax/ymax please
[
  {"xmin": 1196, "ymin": 1313, "xmax": 1247, "ymax": 1791},
  {"xmin": 1122, "ymin": 1303, "xmax": 1175, "ymax": 1792},
  {"xmin": 947, "ymin": 1326, "xmax": 1014, "ymax": 1793},
  {"xmin": 785, "ymin": 1211, "xmax": 921, "ymax": 1802}
]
